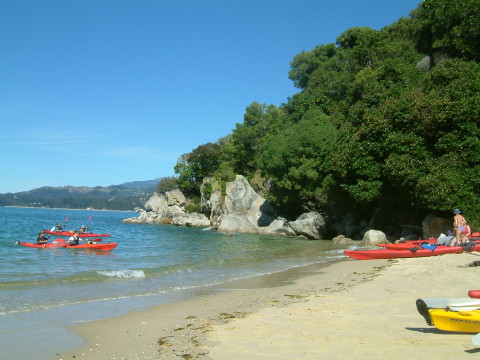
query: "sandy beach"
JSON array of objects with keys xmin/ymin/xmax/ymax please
[{"xmin": 50, "ymin": 252, "xmax": 480, "ymax": 360}]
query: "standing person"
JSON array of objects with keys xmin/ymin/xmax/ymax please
[
  {"xmin": 68, "ymin": 232, "xmax": 80, "ymax": 245},
  {"xmin": 37, "ymin": 231, "xmax": 49, "ymax": 245},
  {"xmin": 452, "ymin": 209, "xmax": 468, "ymax": 246}
]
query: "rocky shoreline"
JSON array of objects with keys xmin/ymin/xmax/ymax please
[{"xmin": 123, "ymin": 175, "xmax": 453, "ymax": 246}]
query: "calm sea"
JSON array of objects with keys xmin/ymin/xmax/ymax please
[{"xmin": 0, "ymin": 207, "xmax": 345, "ymax": 360}]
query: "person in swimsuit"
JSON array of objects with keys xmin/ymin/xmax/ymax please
[{"xmin": 452, "ymin": 209, "xmax": 468, "ymax": 246}]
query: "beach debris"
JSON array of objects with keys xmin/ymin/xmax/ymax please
[
  {"xmin": 218, "ymin": 312, "xmax": 248, "ymax": 321},
  {"xmin": 457, "ymin": 260, "xmax": 480, "ymax": 268},
  {"xmin": 284, "ymin": 294, "xmax": 307, "ymax": 299},
  {"xmin": 157, "ymin": 336, "xmax": 173, "ymax": 347}
]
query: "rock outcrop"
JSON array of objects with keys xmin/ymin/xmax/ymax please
[
  {"xmin": 217, "ymin": 175, "xmax": 275, "ymax": 234},
  {"xmin": 123, "ymin": 191, "xmax": 210, "ymax": 227},
  {"xmin": 263, "ymin": 217, "xmax": 297, "ymax": 237},
  {"xmin": 287, "ymin": 212, "xmax": 326, "ymax": 240},
  {"xmin": 332, "ymin": 235, "xmax": 359, "ymax": 245},
  {"xmin": 123, "ymin": 175, "xmax": 328, "ymax": 240}
]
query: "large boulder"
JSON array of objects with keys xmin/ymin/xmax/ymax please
[
  {"xmin": 216, "ymin": 175, "xmax": 275, "ymax": 233},
  {"xmin": 361, "ymin": 230, "xmax": 387, "ymax": 246},
  {"xmin": 166, "ymin": 189, "xmax": 186, "ymax": 207},
  {"xmin": 287, "ymin": 212, "xmax": 326, "ymax": 240},
  {"xmin": 145, "ymin": 193, "xmax": 167, "ymax": 213},
  {"xmin": 224, "ymin": 175, "xmax": 275, "ymax": 226},
  {"xmin": 166, "ymin": 205, "xmax": 186, "ymax": 218},
  {"xmin": 124, "ymin": 191, "xmax": 189, "ymax": 225},
  {"xmin": 332, "ymin": 235, "xmax": 359, "ymax": 245},
  {"xmin": 218, "ymin": 213, "xmax": 259, "ymax": 234},
  {"xmin": 145, "ymin": 193, "xmax": 170, "ymax": 219},
  {"xmin": 209, "ymin": 190, "xmax": 225, "ymax": 227},
  {"xmin": 172, "ymin": 213, "xmax": 211, "ymax": 227},
  {"xmin": 263, "ymin": 217, "xmax": 296, "ymax": 237},
  {"xmin": 123, "ymin": 209, "xmax": 159, "ymax": 223}
]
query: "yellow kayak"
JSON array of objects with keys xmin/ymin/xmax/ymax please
[{"xmin": 429, "ymin": 309, "xmax": 480, "ymax": 333}]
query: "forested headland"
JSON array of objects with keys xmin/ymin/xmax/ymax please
[{"xmin": 169, "ymin": 0, "xmax": 480, "ymax": 233}]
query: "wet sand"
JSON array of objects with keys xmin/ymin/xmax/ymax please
[{"xmin": 50, "ymin": 252, "xmax": 480, "ymax": 360}]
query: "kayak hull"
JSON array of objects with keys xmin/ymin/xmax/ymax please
[
  {"xmin": 469, "ymin": 290, "xmax": 480, "ymax": 299},
  {"xmin": 17, "ymin": 241, "xmax": 118, "ymax": 251},
  {"xmin": 380, "ymin": 243, "xmax": 431, "ymax": 250},
  {"xmin": 429, "ymin": 308, "xmax": 480, "ymax": 333},
  {"xmin": 344, "ymin": 244, "xmax": 480, "ymax": 260},
  {"xmin": 43, "ymin": 229, "xmax": 110, "ymax": 237},
  {"xmin": 380, "ymin": 237, "xmax": 480, "ymax": 250}
]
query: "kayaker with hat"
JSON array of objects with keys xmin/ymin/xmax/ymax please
[{"xmin": 36, "ymin": 231, "xmax": 49, "ymax": 245}]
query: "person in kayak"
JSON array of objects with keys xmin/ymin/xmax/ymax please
[
  {"xmin": 78, "ymin": 225, "xmax": 88, "ymax": 234},
  {"xmin": 37, "ymin": 231, "xmax": 49, "ymax": 245},
  {"xmin": 452, "ymin": 209, "xmax": 469, "ymax": 246},
  {"xmin": 68, "ymin": 232, "xmax": 80, "ymax": 245}
]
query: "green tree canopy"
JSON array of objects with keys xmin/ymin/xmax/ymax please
[{"xmin": 172, "ymin": 0, "xmax": 480, "ymax": 229}]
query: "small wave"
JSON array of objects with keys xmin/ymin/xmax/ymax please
[{"xmin": 97, "ymin": 269, "xmax": 146, "ymax": 279}]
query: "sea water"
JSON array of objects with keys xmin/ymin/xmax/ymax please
[{"xmin": 0, "ymin": 207, "xmax": 345, "ymax": 360}]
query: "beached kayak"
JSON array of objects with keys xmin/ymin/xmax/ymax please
[
  {"xmin": 344, "ymin": 243, "xmax": 480, "ymax": 260},
  {"xmin": 469, "ymin": 290, "xmax": 480, "ymax": 299},
  {"xmin": 417, "ymin": 297, "xmax": 480, "ymax": 326},
  {"xmin": 17, "ymin": 241, "xmax": 118, "ymax": 251},
  {"xmin": 379, "ymin": 238, "xmax": 480, "ymax": 250},
  {"xmin": 428, "ymin": 308, "xmax": 480, "ymax": 333},
  {"xmin": 43, "ymin": 229, "xmax": 111, "ymax": 237},
  {"xmin": 379, "ymin": 242, "xmax": 437, "ymax": 250}
]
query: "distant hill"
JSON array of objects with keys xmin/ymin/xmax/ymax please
[
  {"xmin": 0, "ymin": 178, "xmax": 162, "ymax": 210},
  {"xmin": 115, "ymin": 179, "xmax": 160, "ymax": 190}
]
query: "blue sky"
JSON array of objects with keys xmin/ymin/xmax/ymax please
[{"xmin": 0, "ymin": 0, "xmax": 421, "ymax": 193}]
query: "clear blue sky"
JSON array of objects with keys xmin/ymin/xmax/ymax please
[{"xmin": 0, "ymin": 0, "xmax": 421, "ymax": 193}]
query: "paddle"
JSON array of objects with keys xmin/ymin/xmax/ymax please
[{"xmin": 86, "ymin": 215, "xmax": 92, "ymax": 231}]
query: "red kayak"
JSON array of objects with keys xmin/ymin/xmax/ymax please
[
  {"xmin": 344, "ymin": 243, "xmax": 480, "ymax": 260},
  {"xmin": 379, "ymin": 241, "xmax": 436, "ymax": 250},
  {"xmin": 43, "ymin": 229, "xmax": 111, "ymax": 237},
  {"xmin": 17, "ymin": 241, "xmax": 118, "ymax": 251},
  {"xmin": 380, "ymin": 238, "xmax": 480, "ymax": 250},
  {"xmin": 469, "ymin": 290, "xmax": 480, "ymax": 299}
]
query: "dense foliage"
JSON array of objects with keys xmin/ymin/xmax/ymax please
[
  {"xmin": 156, "ymin": 176, "xmax": 178, "ymax": 193},
  {"xmin": 174, "ymin": 0, "xmax": 480, "ymax": 229}
]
